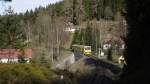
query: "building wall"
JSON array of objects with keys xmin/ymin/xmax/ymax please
[
  {"xmin": 0, "ymin": 58, "xmax": 8, "ymax": 63},
  {"xmin": 0, "ymin": 58, "xmax": 30, "ymax": 63}
]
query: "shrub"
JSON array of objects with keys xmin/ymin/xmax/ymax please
[{"xmin": 0, "ymin": 63, "xmax": 54, "ymax": 84}]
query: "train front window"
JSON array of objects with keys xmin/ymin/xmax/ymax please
[{"xmin": 85, "ymin": 47, "xmax": 91, "ymax": 50}]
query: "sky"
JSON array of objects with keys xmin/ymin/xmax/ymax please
[{"xmin": 0, "ymin": 0, "xmax": 61, "ymax": 14}]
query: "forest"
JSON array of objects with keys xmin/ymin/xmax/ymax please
[
  {"xmin": 0, "ymin": 0, "xmax": 130, "ymax": 84},
  {"xmin": 0, "ymin": 0, "xmax": 126, "ymax": 62}
]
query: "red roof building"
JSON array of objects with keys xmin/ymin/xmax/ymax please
[{"xmin": 0, "ymin": 49, "xmax": 32, "ymax": 63}]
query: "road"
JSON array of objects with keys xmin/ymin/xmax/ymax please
[
  {"xmin": 73, "ymin": 52, "xmax": 121, "ymax": 73},
  {"xmin": 52, "ymin": 51, "xmax": 121, "ymax": 84},
  {"xmin": 69, "ymin": 52, "xmax": 121, "ymax": 84}
]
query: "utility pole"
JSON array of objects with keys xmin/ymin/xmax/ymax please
[
  {"xmin": 56, "ymin": 23, "xmax": 60, "ymax": 61},
  {"xmin": 51, "ymin": 8, "xmax": 55, "ymax": 64},
  {"xmin": 98, "ymin": 21, "xmax": 102, "ymax": 58}
]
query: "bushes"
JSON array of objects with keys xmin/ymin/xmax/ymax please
[{"xmin": 0, "ymin": 63, "xmax": 54, "ymax": 84}]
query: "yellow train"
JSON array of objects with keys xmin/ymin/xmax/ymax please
[{"xmin": 71, "ymin": 44, "xmax": 92, "ymax": 56}]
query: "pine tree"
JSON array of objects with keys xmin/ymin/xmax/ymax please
[
  {"xmin": 96, "ymin": 0, "xmax": 105, "ymax": 20},
  {"xmin": 72, "ymin": 0, "xmax": 78, "ymax": 25},
  {"xmin": 71, "ymin": 30, "xmax": 79, "ymax": 47},
  {"xmin": 0, "ymin": 8, "xmax": 26, "ymax": 48},
  {"xmin": 84, "ymin": 22, "xmax": 92, "ymax": 46},
  {"xmin": 83, "ymin": 0, "xmax": 93, "ymax": 20}
]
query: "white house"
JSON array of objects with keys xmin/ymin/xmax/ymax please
[
  {"xmin": 103, "ymin": 44, "xmax": 111, "ymax": 50},
  {"xmin": 120, "ymin": 44, "xmax": 125, "ymax": 49},
  {"xmin": 0, "ymin": 58, "xmax": 9, "ymax": 63},
  {"xmin": 0, "ymin": 49, "xmax": 32, "ymax": 63},
  {"xmin": 65, "ymin": 27, "xmax": 76, "ymax": 33},
  {"xmin": 65, "ymin": 22, "xmax": 76, "ymax": 33}
]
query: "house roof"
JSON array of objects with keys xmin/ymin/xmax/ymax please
[{"xmin": 0, "ymin": 49, "xmax": 32, "ymax": 58}]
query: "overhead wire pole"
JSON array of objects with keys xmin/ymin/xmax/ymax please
[
  {"xmin": 98, "ymin": 21, "xmax": 101, "ymax": 58},
  {"xmin": 51, "ymin": 8, "xmax": 56, "ymax": 64},
  {"xmin": 95, "ymin": 20, "xmax": 98, "ymax": 57},
  {"xmin": 95, "ymin": 21, "xmax": 98, "ymax": 58},
  {"xmin": 54, "ymin": 5, "xmax": 61, "ymax": 63}
]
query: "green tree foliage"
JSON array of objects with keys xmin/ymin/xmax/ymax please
[
  {"xmin": 82, "ymin": 0, "xmax": 93, "ymax": 20},
  {"xmin": 53, "ymin": 2, "xmax": 65, "ymax": 16},
  {"xmin": 82, "ymin": 0, "xmax": 125, "ymax": 20},
  {"xmin": 72, "ymin": 0, "xmax": 78, "ymax": 25},
  {"xmin": 0, "ymin": 64, "xmax": 54, "ymax": 84},
  {"xmin": 71, "ymin": 29, "xmax": 80, "ymax": 47},
  {"xmin": 96, "ymin": 0, "xmax": 105, "ymax": 20},
  {"xmin": 84, "ymin": 22, "xmax": 92, "ymax": 46},
  {"xmin": 0, "ymin": 10, "xmax": 26, "ymax": 48},
  {"xmin": 71, "ymin": 22, "xmax": 100, "ymax": 51}
]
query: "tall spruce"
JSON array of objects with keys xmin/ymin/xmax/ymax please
[
  {"xmin": 0, "ymin": 8, "xmax": 26, "ymax": 48},
  {"xmin": 84, "ymin": 22, "xmax": 92, "ymax": 46},
  {"xmin": 72, "ymin": 0, "xmax": 78, "ymax": 25},
  {"xmin": 83, "ymin": 0, "xmax": 93, "ymax": 20},
  {"xmin": 97, "ymin": 0, "xmax": 105, "ymax": 20}
]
